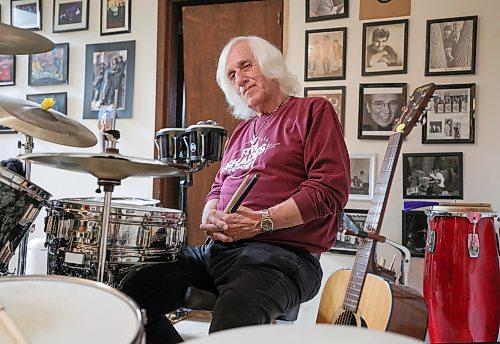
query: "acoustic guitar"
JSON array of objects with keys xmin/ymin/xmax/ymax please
[{"xmin": 316, "ymin": 83, "xmax": 437, "ymax": 340}]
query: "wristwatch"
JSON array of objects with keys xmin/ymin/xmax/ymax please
[{"xmin": 260, "ymin": 209, "xmax": 274, "ymax": 234}]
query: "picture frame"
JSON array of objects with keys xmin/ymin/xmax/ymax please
[
  {"xmin": 349, "ymin": 153, "xmax": 376, "ymax": 201},
  {"xmin": 100, "ymin": 0, "xmax": 131, "ymax": 36},
  {"xmin": 11, "ymin": 0, "xmax": 42, "ymax": 30},
  {"xmin": 304, "ymin": 86, "xmax": 346, "ymax": 131},
  {"xmin": 306, "ymin": 0, "xmax": 348, "ymax": 22},
  {"xmin": 52, "ymin": 0, "xmax": 89, "ymax": 33},
  {"xmin": 425, "ymin": 15, "xmax": 478, "ymax": 76},
  {"xmin": 358, "ymin": 83, "xmax": 407, "ymax": 139},
  {"xmin": 362, "ymin": 19, "xmax": 408, "ymax": 76},
  {"xmin": 0, "ymin": 54, "xmax": 16, "ymax": 86},
  {"xmin": 403, "ymin": 152, "xmax": 464, "ymax": 200},
  {"xmin": 402, "ymin": 210, "xmax": 428, "ymax": 258},
  {"xmin": 305, "ymin": 27, "xmax": 347, "ymax": 81},
  {"xmin": 27, "ymin": 92, "xmax": 67, "ymax": 114},
  {"xmin": 422, "ymin": 83, "xmax": 476, "ymax": 144},
  {"xmin": 28, "ymin": 43, "xmax": 69, "ymax": 86},
  {"xmin": 83, "ymin": 40, "xmax": 135, "ymax": 119},
  {"xmin": 330, "ymin": 209, "xmax": 368, "ymax": 255}
]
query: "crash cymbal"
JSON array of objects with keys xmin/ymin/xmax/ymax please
[
  {"xmin": 19, "ymin": 152, "xmax": 190, "ymax": 181},
  {"xmin": 0, "ymin": 94, "xmax": 97, "ymax": 147},
  {"xmin": 0, "ymin": 23, "xmax": 55, "ymax": 55}
]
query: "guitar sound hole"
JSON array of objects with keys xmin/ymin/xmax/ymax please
[{"xmin": 334, "ymin": 310, "xmax": 368, "ymax": 327}]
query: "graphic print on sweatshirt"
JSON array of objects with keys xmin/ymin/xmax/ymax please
[{"xmin": 223, "ymin": 136, "xmax": 279, "ymax": 176}]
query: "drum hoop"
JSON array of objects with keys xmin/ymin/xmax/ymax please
[
  {"xmin": 426, "ymin": 210, "xmax": 497, "ymax": 219},
  {"xmin": 0, "ymin": 166, "xmax": 52, "ymax": 202},
  {"xmin": 156, "ymin": 128, "xmax": 186, "ymax": 136},
  {"xmin": 185, "ymin": 125, "xmax": 226, "ymax": 133},
  {"xmin": 53, "ymin": 198, "xmax": 182, "ymax": 214}
]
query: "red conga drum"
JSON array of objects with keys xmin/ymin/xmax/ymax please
[{"xmin": 424, "ymin": 203, "xmax": 500, "ymax": 343}]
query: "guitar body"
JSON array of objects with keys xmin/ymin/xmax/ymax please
[{"xmin": 316, "ymin": 269, "xmax": 428, "ymax": 340}]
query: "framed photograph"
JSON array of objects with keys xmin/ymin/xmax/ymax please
[
  {"xmin": 306, "ymin": 0, "xmax": 348, "ymax": 22},
  {"xmin": 425, "ymin": 16, "xmax": 478, "ymax": 76},
  {"xmin": 28, "ymin": 43, "xmax": 69, "ymax": 86},
  {"xmin": 11, "ymin": 0, "xmax": 42, "ymax": 30},
  {"xmin": 0, "ymin": 55, "xmax": 16, "ymax": 86},
  {"xmin": 304, "ymin": 86, "xmax": 345, "ymax": 130},
  {"xmin": 362, "ymin": 19, "xmax": 408, "ymax": 76},
  {"xmin": 27, "ymin": 92, "xmax": 67, "ymax": 114},
  {"xmin": 305, "ymin": 27, "xmax": 346, "ymax": 81},
  {"xmin": 330, "ymin": 209, "xmax": 368, "ymax": 255},
  {"xmin": 83, "ymin": 40, "xmax": 135, "ymax": 119},
  {"xmin": 53, "ymin": 0, "xmax": 89, "ymax": 33},
  {"xmin": 358, "ymin": 83, "xmax": 407, "ymax": 139},
  {"xmin": 349, "ymin": 153, "xmax": 376, "ymax": 201},
  {"xmin": 423, "ymin": 84, "xmax": 475, "ymax": 144},
  {"xmin": 402, "ymin": 210, "xmax": 428, "ymax": 258},
  {"xmin": 403, "ymin": 152, "xmax": 464, "ymax": 199},
  {"xmin": 101, "ymin": 0, "xmax": 131, "ymax": 35}
]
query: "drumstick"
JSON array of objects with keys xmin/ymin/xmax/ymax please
[
  {"xmin": 224, "ymin": 174, "xmax": 252, "ymax": 214},
  {"xmin": 0, "ymin": 303, "xmax": 29, "ymax": 344},
  {"xmin": 228, "ymin": 174, "xmax": 259, "ymax": 214}
]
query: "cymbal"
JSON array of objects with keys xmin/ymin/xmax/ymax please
[
  {"xmin": 19, "ymin": 152, "xmax": 190, "ymax": 180},
  {"xmin": 0, "ymin": 23, "xmax": 55, "ymax": 55},
  {"xmin": 0, "ymin": 94, "xmax": 97, "ymax": 148}
]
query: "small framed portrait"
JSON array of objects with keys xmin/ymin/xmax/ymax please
[
  {"xmin": 403, "ymin": 152, "xmax": 464, "ymax": 200},
  {"xmin": 304, "ymin": 86, "xmax": 345, "ymax": 130},
  {"xmin": 0, "ymin": 55, "xmax": 16, "ymax": 86},
  {"xmin": 423, "ymin": 84, "xmax": 475, "ymax": 144},
  {"xmin": 306, "ymin": 0, "xmax": 348, "ymax": 22},
  {"xmin": 101, "ymin": 0, "xmax": 131, "ymax": 35},
  {"xmin": 52, "ymin": 0, "xmax": 89, "ymax": 33},
  {"xmin": 330, "ymin": 209, "xmax": 368, "ymax": 255},
  {"xmin": 83, "ymin": 40, "xmax": 135, "ymax": 119},
  {"xmin": 402, "ymin": 210, "xmax": 428, "ymax": 258},
  {"xmin": 305, "ymin": 27, "xmax": 347, "ymax": 81},
  {"xmin": 425, "ymin": 16, "xmax": 478, "ymax": 76},
  {"xmin": 362, "ymin": 19, "xmax": 408, "ymax": 76},
  {"xmin": 27, "ymin": 92, "xmax": 67, "ymax": 114},
  {"xmin": 11, "ymin": 0, "xmax": 42, "ymax": 30},
  {"xmin": 28, "ymin": 43, "xmax": 69, "ymax": 86},
  {"xmin": 349, "ymin": 153, "xmax": 376, "ymax": 201},
  {"xmin": 358, "ymin": 83, "xmax": 407, "ymax": 139}
]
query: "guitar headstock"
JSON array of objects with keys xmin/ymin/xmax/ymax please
[{"xmin": 393, "ymin": 83, "xmax": 437, "ymax": 138}]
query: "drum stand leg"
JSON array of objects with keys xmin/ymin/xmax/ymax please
[{"xmin": 179, "ymin": 172, "xmax": 193, "ymax": 214}]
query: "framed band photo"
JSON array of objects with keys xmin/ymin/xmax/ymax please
[
  {"xmin": 330, "ymin": 209, "xmax": 368, "ymax": 255},
  {"xmin": 425, "ymin": 15, "xmax": 478, "ymax": 76},
  {"xmin": 304, "ymin": 86, "xmax": 345, "ymax": 131},
  {"xmin": 402, "ymin": 210, "xmax": 428, "ymax": 258},
  {"xmin": 11, "ymin": 0, "xmax": 42, "ymax": 30},
  {"xmin": 358, "ymin": 83, "xmax": 407, "ymax": 139},
  {"xmin": 0, "ymin": 55, "xmax": 16, "ymax": 86},
  {"xmin": 403, "ymin": 152, "xmax": 464, "ymax": 200},
  {"xmin": 349, "ymin": 153, "xmax": 375, "ymax": 201},
  {"xmin": 53, "ymin": 0, "xmax": 89, "ymax": 33},
  {"xmin": 305, "ymin": 27, "xmax": 347, "ymax": 81},
  {"xmin": 422, "ymin": 83, "xmax": 475, "ymax": 144},
  {"xmin": 362, "ymin": 19, "xmax": 408, "ymax": 76},
  {"xmin": 27, "ymin": 92, "xmax": 67, "ymax": 114},
  {"xmin": 306, "ymin": 0, "xmax": 348, "ymax": 22},
  {"xmin": 28, "ymin": 43, "xmax": 69, "ymax": 86},
  {"xmin": 101, "ymin": 0, "xmax": 131, "ymax": 35}
]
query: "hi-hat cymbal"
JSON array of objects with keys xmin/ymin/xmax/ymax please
[
  {"xmin": 19, "ymin": 152, "xmax": 190, "ymax": 181},
  {"xmin": 0, "ymin": 94, "xmax": 97, "ymax": 147},
  {"xmin": 0, "ymin": 23, "xmax": 55, "ymax": 55}
]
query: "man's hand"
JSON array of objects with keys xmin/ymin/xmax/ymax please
[{"xmin": 200, "ymin": 206, "xmax": 261, "ymax": 242}]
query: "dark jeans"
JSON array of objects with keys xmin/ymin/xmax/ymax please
[{"xmin": 119, "ymin": 240, "xmax": 323, "ymax": 344}]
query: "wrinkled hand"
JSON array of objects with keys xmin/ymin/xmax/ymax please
[{"xmin": 200, "ymin": 206, "xmax": 261, "ymax": 242}]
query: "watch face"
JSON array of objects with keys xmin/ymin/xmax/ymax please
[{"xmin": 261, "ymin": 218, "xmax": 273, "ymax": 233}]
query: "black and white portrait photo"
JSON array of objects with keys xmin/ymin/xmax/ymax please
[
  {"xmin": 349, "ymin": 154, "xmax": 375, "ymax": 201},
  {"xmin": 306, "ymin": 0, "xmax": 347, "ymax": 22},
  {"xmin": 425, "ymin": 16, "xmax": 477, "ymax": 76},
  {"xmin": 305, "ymin": 28, "xmax": 346, "ymax": 81},
  {"xmin": 304, "ymin": 86, "xmax": 345, "ymax": 130}
]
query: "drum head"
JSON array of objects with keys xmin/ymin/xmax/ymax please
[{"xmin": 429, "ymin": 202, "xmax": 493, "ymax": 214}]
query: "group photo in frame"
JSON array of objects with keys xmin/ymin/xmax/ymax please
[
  {"xmin": 101, "ymin": 0, "xmax": 131, "ymax": 35},
  {"xmin": 349, "ymin": 153, "xmax": 376, "ymax": 201},
  {"xmin": 305, "ymin": 0, "xmax": 348, "ymax": 22},
  {"xmin": 27, "ymin": 92, "xmax": 67, "ymax": 114},
  {"xmin": 330, "ymin": 209, "xmax": 368, "ymax": 255},
  {"xmin": 0, "ymin": 54, "xmax": 16, "ymax": 86},
  {"xmin": 53, "ymin": 0, "xmax": 89, "ymax": 33},
  {"xmin": 358, "ymin": 83, "xmax": 407, "ymax": 139},
  {"xmin": 425, "ymin": 15, "xmax": 478, "ymax": 76},
  {"xmin": 304, "ymin": 86, "xmax": 346, "ymax": 130},
  {"xmin": 305, "ymin": 27, "xmax": 346, "ymax": 81},
  {"xmin": 402, "ymin": 210, "xmax": 428, "ymax": 258},
  {"xmin": 361, "ymin": 19, "xmax": 408, "ymax": 76},
  {"xmin": 423, "ymin": 83, "xmax": 475, "ymax": 144},
  {"xmin": 28, "ymin": 43, "xmax": 69, "ymax": 86},
  {"xmin": 11, "ymin": 0, "xmax": 42, "ymax": 30},
  {"xmin": 83, "ymin": 40, "xmax": 135, "ymax": 119},
  {"xmin": 403, "ymin": 152, "xmax": 464, "ymax": 199}
]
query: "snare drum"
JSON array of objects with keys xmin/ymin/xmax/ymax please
[
  {"xmin": 0, "ymin": 166, "xmax": 51, "ymax": 272},
  {"xmin": 155, "ymin": 128, "xmax": 188, "ymax": 164},
  {"xmin": 0, "ymin": 275, "xmax": 145, "ymax": 344},
  {"xmin": 184, "ymin": 124, "xmax": 227, "ymax": 163},
  {"xmin": 424, "ymin": 204, "xmax": 500, "ymax": 343}
]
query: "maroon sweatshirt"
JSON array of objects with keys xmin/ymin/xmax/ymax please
[{"xmin": 206, "ymin": 96, "xmax": 350, "ymax": 253}]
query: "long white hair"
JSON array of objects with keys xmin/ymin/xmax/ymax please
[{"xmin": 216, "ymin": 36, "xmax": 299, "ymax": 120}]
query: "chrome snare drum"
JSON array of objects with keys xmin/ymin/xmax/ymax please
[
  {"xmin": 155, "ymin": 128, "xmax": 188, "ymax": 164},
  {"xmin": 185, "ymin": 124, "xmax": 227, "ymax": 163}
]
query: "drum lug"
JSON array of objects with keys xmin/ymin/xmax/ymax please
[{"xmin": 467, "ymin": 214, "xmax": 480, "ymax": 258}]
